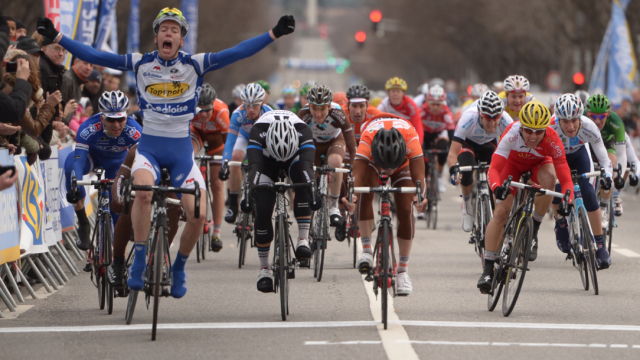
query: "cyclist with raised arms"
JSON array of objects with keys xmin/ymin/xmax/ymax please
[
  {"xmin": 447, "ymin": 91, "xmax": 513, "ymax": 232},
  {"xmin": 242, "ymin": 110, "xmax": 317, "ymax": 292},
  {"xmin": 585, "ymin": 94, "xmax": 627, "ymax": 224},
  {"xmin": 477, "ymin": 101, "xmax": 573, "ymax": 293},
  {"xmin": 377, "ymin": 77, "xmax": 424, "ymax": 144},
  {"xmin": 220, "ymin": 83, "xmax": 272, "ymax": 223},
  {"xmin": 498, "ymin": 75, "xmax": 536, "ymax": 121},
  {"xmin": 420, "ymin": 84, "xmax": 456, "ymax": 194},
  {"xmin": 38, "ymin": 9, "xmax": 296, "ymax": 298},
  {"xmin": 64, "ymin": 91, "xmax": 142, "ymax": 250},
  {"xmin": 298, "ymin": 85, "xmax": 356, "ymax": 227},
  {"xmin": 549, "ymin": 94, "xmax": 613, "ymax": 268},
  {"xmin": 352, "ymin": 114, "xmax": 428, "ymax": 296},
  {"xmin": 191, "ymin": 83, "xmax": 229, "ymax": 251}
]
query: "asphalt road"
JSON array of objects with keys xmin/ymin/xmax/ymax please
[{"xmin": 2, "ymin": 183, "xmax": 640, "ymax": 360}]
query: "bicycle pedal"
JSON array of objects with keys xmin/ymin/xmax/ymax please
[
  {"xmin": 364, "ymin": 274, "xmax": 374, "ymax": 282},
  {"xmin": 161, "ymin": 288, "xmax": 171, "ymax": 297}
]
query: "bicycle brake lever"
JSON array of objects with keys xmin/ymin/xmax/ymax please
[{"xmin": 194, "ymin": 183, "xmax": 201, "ymax": 219}]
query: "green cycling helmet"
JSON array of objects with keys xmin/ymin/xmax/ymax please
[
  {"xmin": 255, "ymin": 80, "xmax": 270, "ymax": 94},
  {"xmin": 299, "ymin": 85, "xmax": 311, "ymax": 96},
  {"xmin": 586, "ymin": 94, "xmax": 611, "ymax": 113}
]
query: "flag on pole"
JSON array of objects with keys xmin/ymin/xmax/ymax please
[{"xmin": 181, "ymin": 0, "xmax": 198, "ymax": 54}]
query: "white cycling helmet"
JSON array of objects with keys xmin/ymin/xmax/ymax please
[
  {"xmin": 98, "ymin": 90, "xmax": 129, "ymax": 118},
  {"xmin": 554, "ymin": 93, "xmax": 584, "ymax": 120},
  {"xmin": 470, "ymin": 83, "xmax": 489, "ymax": 98},
  {"xmin": 503, "ymin": 75, "xmax": 529, "ymax": 93},
  {"xmin": 477, "ymin": 90, "xmax": 504, "ymax": 118},
  {"xmin": 232, "ymin": 84, "xmax": 246, "ymax": 98},
  {"xmin": 241, "ymin": 83, "xmax": 266, "ymax": 104},
  {"xmin": 429, "ymin": 78, "xmax": 445, "ymax": 88},
  {"xmin": 266, "ymin": 111, "xmax": 300, "ymax": 162},
  {"xmin": 426, "ymin": 84, "xmax": 447, "ymax": 102}
]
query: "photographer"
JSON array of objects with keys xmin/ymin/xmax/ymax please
[{"xmin": 0, "ymin": 13, "xmax": 31, "ymax": 125}]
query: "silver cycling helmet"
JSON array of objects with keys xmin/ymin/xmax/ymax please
[
  {"xmin": 98, "ymin": 90, "xmax": 129, "ymax": 118},
  {"xmin": 555, "ymin": 93, "xmax": 584, "ymax": 120},
  {"xmin": 241, "ymin": 83, "xmax": 266, "ymax": 104},
  {"xmin": 266, "ymin": 111, "xmax": 300, "ymax": 162},
  {"xmin": 476, "ymin": 90, "xmax": 504, "ymax": 118}
]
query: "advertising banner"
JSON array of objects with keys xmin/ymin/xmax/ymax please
[{"xmin": 0, "ymin": 150, "xmax": 20, "ymax": 265}]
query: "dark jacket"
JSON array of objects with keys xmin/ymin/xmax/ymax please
[
  {"xmin": 61, "ymin": 66, "xmax": 86, "ymax": 104},
  {"xmin": 39, "ymin": 54, "xmax": 66, "ymax": 93},
  {"xmin": 0, "ymin": 30, "xmax": 32, "ymax": 124}
]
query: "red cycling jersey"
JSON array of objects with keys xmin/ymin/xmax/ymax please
[
  {"xmin": 487, "ymin": 121, "xmax": 573, "ymax": 200},
  {"xmin": 376, "ymin": 95, "xmax": 424, "ymax": 144},
  {"xmin": 420, "ymin": 102, "xmax": 455, "ymax": 133}
]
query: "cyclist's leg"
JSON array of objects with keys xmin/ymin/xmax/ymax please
[
  {"xmin": 353, "ymin": 160, "xmax": 377, "ymax": 269},
  {"xmin": 253, "ymin": 167, "xmax": 278, "ymax": 293},
  {"xmin": 327, "ymin": 135, "xmax": 347, "ymax": 226},
  {"xmin": 167, "ymin": 192, "xmax": 181, "ymax": 244},
  {"xmin": 64, "ymin": 152, "xmax": 93, "ymax": 249},
  {"xmin": 190, "ymin": 126, "xmax": 203, "ymax": 155},
  {"xmin": 422, "ymin": 132, "xmax": 436, "ymax": 178},
  {"xmin": 289, "ymin": 157, "xmax": 314, "ymax": 259},
  {"xmin": 457, "ymin": 143, "xmax": 477, "ymax": 231},
  {"xmin": 435, "ymin": 130, "xmax": 449, "ymax": 192},
  {"xmin": 207, "ymin": 135, "xmax": 225, "ymax": 250},
  {"xmin": 531, "ymin": 159, "xmax": 556, "ymax": 232},
  {"xmin": 226, "ymin": 137, "xmax": 248, "ymax": 223},
  {"xmin": 391, "ymin": 167, "xmax": 416, "ymax": 294}
]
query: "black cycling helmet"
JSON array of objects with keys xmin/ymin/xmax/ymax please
[
  {"xmin": 371, "ymin": 127, "xmax": 406, "ymax": 169},
  {"xmin": 346, "ymin": 85, "xmax": 370, "ymax": 101},
  {"xmin": 198, "ymin": 83, "xmax": 217, "ymax": 106}
]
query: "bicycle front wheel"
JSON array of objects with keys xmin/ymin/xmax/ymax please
[
  {"xmin": 151, "ymin": 226, "xmax": 165, "ymax": 341},
  {"xmin": 488, "ymin": 213, "xmax": 516, "ymax": 312},
  {"xmin": 238, "ymin": 213, "xmax": 249, "ymax": 268},
  {"xmin": 316, "ymin": 203, "xmax": 327, "ymax": 282},
  {"xmin": 125, "ymin": 290, "xmax": 138, "ymax": 325},
  {"xmin": 502, "ymin": 216, "xmax": 533, "ymax": 317},
  {"xmin": 380, "ymin": 221, "xmax": 390, "ymax": 330},
  {"xmin": 277, "ymin": 217, "xmax": 288, "ymax": 321},
  {"xmin": 606, "ymin": 197, "xmax": 614, "ymax": 254},
  {"xmin": 579, "ymin": 207, "xmax": 598, "ymax": 295}
]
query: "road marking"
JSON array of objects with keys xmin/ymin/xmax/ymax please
[
  {"xmin": 358, "ymin": 246, "xmax": 419, "ymax": 360},
  {"xmin": 4, "ymin": 320, "xmax": 640, "ymax": 333},
  {"xmin": 612, "ymin": 248, "xmax": 640, "ymax": 258},
  {"xmin": 305, "ymin": 340, "xmax": 382, "ymax": 345},
  {"xmin": 306, "ymin": 339, "xmax": 640, "ymax": 349}
]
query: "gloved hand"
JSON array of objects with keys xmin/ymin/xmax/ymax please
[
  {"xmin": 66, "ymin": 187, "xmax": 81, "ymax": 204},
  {"xmin": 558, "ymin": 201, "xmax": 573, "ymax": 217},
  {"xmin": 600, "ymin": 176, "xmax": 613, "ymax": 191},
  {"xmin": 494, "ymin": 185, "xmax": 508, "ymax": 201},
  {"xmin": 449, "ymin": 166, "xmax": 457, "ymax": 186},
  {"xmin": 629, "ymin": 174, "xmax": 639, "ymax": 187},
  {"xmin": 614, "ymin": 176, "xmax": 625, "ymax": 190},
  {"xmin": 218, "ymin": 165, "xmax": 229, "ymax": 181},
  {"xmin": 37, "ymin": 17, "xmax": 60, "ymax": 40},
  {"xmin": 309, "ymin": 191, "xmax": 322, "ymax": 211},
  {"xmin": 272, "ymin": 15, "xmax": 295, "ymax": 38}
]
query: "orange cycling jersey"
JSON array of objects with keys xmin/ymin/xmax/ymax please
[
  {"xmin": 356, "ymin": 115, "xmax": 423, "ymax": 169},
  {"xmin": 341, "ymin": 104, "xmax": 381, "ymax": 143},
  {"xmin": 191, "ymin": 99, "xmax": 230, "ymax": 134}
]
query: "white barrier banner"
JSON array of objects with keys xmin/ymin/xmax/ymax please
[
  {"xmin": 43, "ymin": 147, "xmax": 62, "ymax": 242},
  {"xmin": 16, "ymin": 153, "xmax": 48, "ymax": 254},
  {"xmin": 36, "ymin": 157, "xmax": 57, "ymax": 247}
]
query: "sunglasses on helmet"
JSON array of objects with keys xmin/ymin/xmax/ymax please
[{"xmin": 157, "ymin": 8, "xmax": 185, "ymax": 20}]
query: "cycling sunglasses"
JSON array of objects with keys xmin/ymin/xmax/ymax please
[
  {"xmin": 521, "ymin": 127, "xmax": 545, "ymax": 135},
  {"xmin": 588, "ymin": 113, "xmax": 608, "ymax": 120},
  {"xmin": 480, "ymin": 113, "xmax": 501, "ymax": 121},
  {"xmin": 104, "ymin": 117, "xmax": 127, "ymax": 123},
  {"xmin": 157, "ymin": 8, "xmax": 185, "ymax": 20}
]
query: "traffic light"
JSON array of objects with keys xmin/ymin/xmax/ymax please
[
  {"xmin": 370, "ymin": 10, "xmax": 382, "ymax": 31},
  {"xmin": 573, "ymin": 72, "xmax": 585, "ymax": 86},
  {"xmin": 355, "ymin": 31, "xmax": 366, "ymax": 48}
]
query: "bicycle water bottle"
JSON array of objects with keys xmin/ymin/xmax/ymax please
[{"xmin": 573, "ymin": 184, "xmax": 582, "ymax": 200}]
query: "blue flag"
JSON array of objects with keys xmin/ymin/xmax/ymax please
[
  {"xmin": 94, "ymin": 0, "xmax": 117, "ymax": 50},
  {"xmin": 126, "ymin": 0, "xmax": 140, "ymax": 92},
  {"xmin": 74, "ymin": 0, "xmax": 100, "ymax": 46},
  {"xmin": 181, "ymin": 0, "xmax": 199, "ymax": 54}
]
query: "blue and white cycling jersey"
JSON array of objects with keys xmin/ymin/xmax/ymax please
[
  {"xmin": 59, "ymin": 33, "xmax": 273, "ymax": 138},
  {"xmin": 222, "ymin": 104, "xmax": 272, "ymax": 162},
  {"xmin": 64, "ymin": 114, "xmax": 141, "ymax": 217}
]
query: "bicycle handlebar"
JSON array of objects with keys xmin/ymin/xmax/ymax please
[
  {"xmin": 130, "ymin": 190, "xmax": 181, "ymax": 206},
  {"xmin": 121, "ymin": 177, "xmax": 201, "ymax": 218},
  {"xmin": 76, "ymin": 179, "xmax": 114, "ymax": 187},
  {"xmin": 313, "ymin": 165, "xmax": 350, "ymax": 174},
  {"xmin": 503, "ymin": 176, "xmax": 567, "ymax": 199}
]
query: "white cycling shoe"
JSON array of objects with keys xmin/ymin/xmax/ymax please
[
  {"xmin": 461, "ymin": 199, "xmax": 473, "ymax": 232},
  {"xmin": 257, "ymin": 268, "xmax": 273, "ymax": 293},
  {"xmin": 438, "ymin": 177, "xmax": 447, "ymax": 194},
  {"xmin": 356, "ymin": 252, "xmax": 374, "ymax": 274},
  {"xmin": 396, "ymin": 272, "xmax": 413, "ymax": 296}
]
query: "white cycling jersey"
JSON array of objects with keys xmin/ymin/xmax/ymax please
[{"xmin": 453, "ymin": 101, "xmax": 513, "ymax": 145}]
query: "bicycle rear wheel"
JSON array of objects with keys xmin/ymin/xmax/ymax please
[
  {"xmin": 277, "ymin": 217, "xmax": 288, "ymax": 321},
  {"xmin": 380, "ymin": 220, "xmax": 390, "ymax": 329},
  {"xmin": 238, "ymin": 213, "xmax": 248, "ymax": 268},
  {"xmin": 151, "ymin": 226, "xmax": 165, "ymax": 341},
  {"xmin": 502, "ymin": 216, "xmax": 532, "ymax": 317},
  {"xmin": 579, "ymin": 208, "xmax": 598, "ymax": 295},
  {"xmin": 349, "ymin": 213, "xmax": 359, "ymax": 268}
]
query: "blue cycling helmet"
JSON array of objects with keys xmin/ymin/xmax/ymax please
[
  {"xmin": 282, "ymin": 85, "xmax": 296, "ymax": 96},
  {"xmin": 98, "ymin": 90, "xmax": 130, "ymax": 118}
]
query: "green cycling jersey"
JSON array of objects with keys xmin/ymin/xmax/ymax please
[{"xmin": 584, "ymin": 109, "xmax": 626, "ymax": 154}]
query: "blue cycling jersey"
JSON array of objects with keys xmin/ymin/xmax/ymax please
[
  {"xmin": 69, "ymin": 114, "xmax": 142, "ymax": 184},
  {"xmin": 222, "ymin": 104, "xmax": 272, "ymax": 162},
  {"xmin": 59, "ymin": 33, "xmax": 273, "ymax": 138}
]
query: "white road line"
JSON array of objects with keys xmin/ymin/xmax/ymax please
[
  {"xmin": 307, "ymin": 340, "xmax": 640, "ymax": 349},
  {"xmin": 305, "ymin": 340, "xmax": 382, "ymax": 345},
  {"xmin": 4, "ymin": 320, "xmax": 640, "ymax": 333},
  {"xmin": 612, "ymin": 248, "xmax": 640, "ymax": 258},
  {"xmin": 358, "ymin": 246, "xmax": 419, "ymax": 360}
]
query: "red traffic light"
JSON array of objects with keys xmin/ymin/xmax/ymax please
[
  {"xmin": 370, "ymin": 10, "xmax": 382, "ymax": 23},
  {"xmin": 573, "ymin": 72, "xmax": 585, "ymax": 85},
  {"xmin": 355, "ymin": 31, "xmax": 367, "ymax": 43}
]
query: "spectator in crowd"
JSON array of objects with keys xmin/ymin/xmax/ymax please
[
  {"xmin": 0, "ymin": 13, "xmax": 32, "ymax": 125},
  {"xmin": 31, "ymin": 30, "xmax": 42, "ymax": 46},
  {"xmin": 0, "ymin": 166, "xmax": 18, "ymax": 191},
  {"xmin": 3, "ymin": 16, "xmax": 16, "ymax": 41},
  {"xmin": 16, "ymin": 36, "xmax": 44, "ymax": 59},
  {"xmin": 61, "ymin": 55, "xmax": 93, "ymax": 104},
  {"xmin": 108, "ymin": 74, "xmax": 120, "ymax": 91},
  {"xmin": 69, "ymin": 97, "xmax": 92, "ymax": 135},
  {"xmin": 14, "ymin": 20, "xmax": 27, "ymax": 39},
  {"xmin": 81, "ymin": 69, "xmax": 101, "ymax": 114}
]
